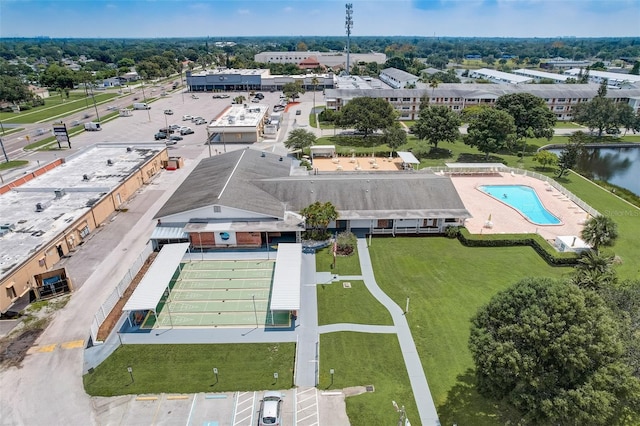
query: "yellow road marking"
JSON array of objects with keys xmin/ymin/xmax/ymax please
[
  {"xmin": 36, "ymin": 344, "xmax": 57, "ymax": 352},
  {"xmin": 61, "ymin": 340, "xmax": 84, "ymax": 349},
  {"xmin": 136, "ymin": 396, "xmax": 158, "ymax": 401},
  {"xmin": 166, "ymin": 395, "xmax": 189, "ymax": 400}
]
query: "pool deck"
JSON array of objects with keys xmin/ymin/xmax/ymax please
[{"xmin": 451, "ymin": 172, "xmax": 589, "ymax": 241}]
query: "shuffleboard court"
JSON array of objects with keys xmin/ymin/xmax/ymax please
[{"xmin": 142, "ymin": 259, "xmax": 291, "ymax": 329}]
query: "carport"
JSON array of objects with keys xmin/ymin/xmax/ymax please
[
  {"xmin": 122, "ymin": 243, "xmax": 190, "ymax": 328},
  {"xmin": 397, "ymin": 151, "xmax": 420, "ymax": 170},
  {"xmin": 269, "ymin": 243, "xmax": 301, "ymax": 324}
]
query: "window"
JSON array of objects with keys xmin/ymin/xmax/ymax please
[
  {"xmin": 444, "ymin": 98, "xmax": 449, "ymax": 102},
  {"xmin": 402, "ymin": 97, "xmax": 410, "ymax": 101},
  {"xmin": 79, "ymin": 225, "xmax": 90, "ymax": 239},
  {"xmin": 213, "ymin": 206, "xmax": 221, "ymax": 213},
  {"xmin": 444, "ymin": 218, "xmax": 457, "ymax": 223},
  {"xmin": 454, "ymin": 97, "xmax": 461, "ymax": 101},
  {"xmin": 389, "ymin": 97, "xmax": 398, "ymax": 101},
  {"xmin": 453, "ymin": 105, "xmax": 460, "ymax": 110},
  {"xmin": 557, "ymin": 98, "xmax": 566, "ymax": 102}
]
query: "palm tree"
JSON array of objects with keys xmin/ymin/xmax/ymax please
[
  {"xmin": 572, "ymin": 251, "xmax": 617, "ymax": 291},
  {"xmin": 429, "ymin": 78, "xmax": 440, "ymax": 99},
  {"xmin": 300, "ymin": 201, "xmax": 339, "ymax": 240},
  {"xmin": 581, "ymin": 215, "xmax": 618, "ymax": 254},
  {"xmin": 311, "ymin": 76, "xmax": 319, "ymax": 112}
]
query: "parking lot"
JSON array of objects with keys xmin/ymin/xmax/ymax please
[{"xmin": 93, "ymin": 387, "xmax": 348, "ymax": 426}]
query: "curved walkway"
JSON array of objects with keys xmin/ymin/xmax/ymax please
[{"xmin": 354, "ymin": 237, "xmax": 440, "ymax": 426}]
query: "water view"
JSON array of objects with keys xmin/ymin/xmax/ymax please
[{"xmin": 548, "ymin": 146, "xmax": 640, "ymax": 196}]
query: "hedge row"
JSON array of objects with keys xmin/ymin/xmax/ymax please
[{"xmin": 457, "ymin": 227, "xmax": 579, "ymax": 267}]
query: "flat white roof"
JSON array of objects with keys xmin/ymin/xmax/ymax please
[
  {"xmin": 472, "ymin": 68, "xmax": 533, "ymax": 84},
  {"xmin": 397, "ymin": 151, "xmax": 420, "ymax": 164},
  {"xmin": 0, "ymin": 143, "xmax": 165, "ymax": 285},
  {"xmin": 122, "ymin": 243, "xmax": 190, "ymax": 312},
  {"xmin": 208, "ymin": 105, "xmax": 268, "ymax": 130},
  {"xmin": 270, "ymin": 243, "xmax": 301, "ymax": 311},
  {"xmin": 564, "ymin": 68, "xmax": 640, "ymax": 83},
  {"xmin": 513, "ymin": 68, "xmax": 571, "ymax": 81}
]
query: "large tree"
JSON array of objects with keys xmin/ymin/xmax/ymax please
[
  {"xmin": 381, "ymin": 126, "xmax": 407, "ymax": 156},
  {"xmin": 581, "ymin": 214, "xmax": 619, "ymax": 254},
  {"xmin": 495, "ymin": 93, "xmax": 556, "ymax": 152},
  {"xmin": 470, "ymin": 277, "xmax": 640, "ymax": 425},
  {"xmin": 284, "ymin": 128, "xmax": 316, "ymax": 153},
  {"xmin": 572, "ymin": 80, "xmax": 619, "ymax": 137},
  {"xmin": 282, "ymin": 81, "xmax": 304, "ymax": 102},
  {"xmin": 412, "ymin": 105, "xmax": 461, "ymax": 149},
  {"xmin": 463, "ymin": 107, "xmax": 516, "ymax": 159},
  {"xmin": 556, "ymin": 131, "xmax": 586, "ymax": 178},
  {"xmin": 335, "ymin": 97, "xmax": 397, "ymax": 138}
]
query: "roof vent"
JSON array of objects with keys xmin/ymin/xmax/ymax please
[
  {"xmin": 82, "ymin": 172, "xmax": 95, "ymax": 181},
  {"xmin": 279, "ymin": 157, "xmax": 283, "ymax": 161},
  {"xmin": 126, "ymin": 146, "xmax": 133, "ymax": 152},
  {"xmin": 54, "ymin": 189, "xmax": 66, "ymax": 199},
  {"xmin": 261, "ymin": 151, "xmax": 266, "ymax": 157},
  {"xmin": 107, "ymin": 159, "xmax": 114, "ymax": 166},
  {"xmin": 35, "ymin": 201, "xmax": 51, "ymax": 212}
]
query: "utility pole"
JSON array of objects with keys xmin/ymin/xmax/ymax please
[{"xmin": 345, "ymin": 4, "xmax": 353, "ymax": 76}]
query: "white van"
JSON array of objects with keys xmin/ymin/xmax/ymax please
[{"xmin": 133, "ymin": 102, "xmax": 151, "ymax": 110}]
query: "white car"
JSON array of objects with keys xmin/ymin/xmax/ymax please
[
  {"xmin": 182, "ymin": 115, "xmax": 192, "ymax": 121},
  {"xmin": 180, "ymin": 127, "xmax": 194, "ymax": 135},
  {"xmin": 259, "ymin": 392, "xmax": 282, "ymax": 426}
]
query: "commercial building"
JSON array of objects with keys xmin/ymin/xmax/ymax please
[
  {"xmin": 186, "ymin": 69, "xmax": 335, "ymax": 92},
  {"xmin": 254, "ymin": 51, "xmax": 386, "ymax": 67},
  {"xmin": 151, "ymin": 149, "xmax": 470, "ymax": 253},
  {"xmin": 324, "ymin": 84, "xmax": 640, "ymax": 121},
  {"xmin": 207, "ymin": 104, "xmax": 270, "ymax": 145},
  {"xmin": 0, "ymin": 144, "xmax": 169, "ymax": 315}
]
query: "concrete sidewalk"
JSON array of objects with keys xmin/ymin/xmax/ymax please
[{"xmin": 355, "ymin": 237, "xmax": 441, "ymax": 426}]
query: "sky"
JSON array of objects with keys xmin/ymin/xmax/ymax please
[{"xmin": 1, "ymin": 0, "xmax": 639, "ymax": 39}]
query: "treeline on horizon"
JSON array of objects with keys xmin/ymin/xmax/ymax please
[{"xmin": 1, "ymin": 36, "xmax": 639, "ymax": 64}]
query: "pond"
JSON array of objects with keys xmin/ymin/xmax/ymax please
[{"xmin": 547, "ymin": 146, "xmax": 640, "ymax": 196}]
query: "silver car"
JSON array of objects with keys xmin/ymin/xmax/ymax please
[{"xmin": 258, "ymin": 391, "xmax": 282, "ymax": 426}]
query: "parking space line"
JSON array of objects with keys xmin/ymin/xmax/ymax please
[{"xmin": 185, "ymin": 393, "xmax": 198, "ymax": 426}]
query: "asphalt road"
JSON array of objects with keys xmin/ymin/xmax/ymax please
[{"xmin": 0, "ymin": 88, "xmax": 351, "ymax": 426}]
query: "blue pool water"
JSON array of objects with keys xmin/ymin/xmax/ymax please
[{"xmin": 479, "ymin": 185, "xmax": 561, "ymax": 225}]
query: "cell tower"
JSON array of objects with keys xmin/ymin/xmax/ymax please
[{"xmin": 345, "ymin": 3, "xmax": 353, "ymax": 76}]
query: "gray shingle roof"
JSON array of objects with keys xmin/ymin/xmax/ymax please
[{"xmin": 156, "ymin": 149, "xmax": 470, "ymax": 221}]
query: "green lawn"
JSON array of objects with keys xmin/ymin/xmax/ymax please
[
  {"xmin": 1, "ymin": 92, "xmax": 119, "ymax": 124},
  {"xmin": 83, "ymin": 343, "xmax": 295, "ymax": 396},
  {"xmin": 317, "ymin": 280, "xmax": 393, "ymax": 326},
  {"xmin": 315, "ymin": 245, "xmax": 361, "ymax": 275},
  {"xmin": 319, "ymin": 332, "xmax": 418, "ymax": 425},
  {"xmin": 0, "ymin": 160, "xmax": 29, "ymax": 171},
  {"xmin": 554, "ymin": 121, "xmax": 586, "ymax": 129},
  {"xmin": 554, "ymin": 171, "xmax": 640, "ymax": 279},
  {"xmin": 368, "ymin": 237, "xmax": 572, "ymax": 425}
]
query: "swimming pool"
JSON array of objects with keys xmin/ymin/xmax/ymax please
[{"xmin": 478, "ymin": 185, "xmax": 561, "ymax": 225}]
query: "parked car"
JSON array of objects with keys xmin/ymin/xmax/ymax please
[
  {"xmin": 169, "ymin": 124, "xmax": 181, "ymax": 131},
  {"xmin": 219, "ymin": 94, "xmax": 230, "ymax": 99},
  {"xmin": 295, "ymin": 109, "xmax": 302, "ymax": 115},
  {"xmin": 164, "ymin": 109, "xmax": 174, "ymax": 115},
  {"xmin": 169, "ymin": 135, "xmax": 183, "ymax": 142},
  {"xmin": 180, "ymin": 127, "xmax": 194, "ymax": 135},
  {"xmin": 194, "ymin": 118, "xmax": 206, "ymax": 125},
  {"xmin": 159, "ymin": 127, "xmax": 175, "ymax": 134},
  {"xmin": 273, "ymin": 105, "xmax": 285, "ymax": 112},
  {"xmin": 191, "ymin": 94, "xmax": 199, "ymax": 99},
  {"xmin": 251, "ymin": 98, "xmax": 260, "ymax": 103},
  {"xmin": 258, "ymin": 392, "xmax": 282, "ymax": 426},
  {"xmin": 255, "ymin": 93, "xmax": 264, "ymax": 99},
  {"xmin": 191, "ymin": 116, "xmax": 204, "ymax": 123},
  {"xmin": 154, "ymin": 132, "xmax": 167, "ymax": 140},
  {"xmin": 182, "ymin": 115, "xmax": 193, "ymax": 121}
]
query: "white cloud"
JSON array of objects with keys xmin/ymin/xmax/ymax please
[{"xmin": 237, "ymin": 8, "xmax": 250, "ymax": 15}]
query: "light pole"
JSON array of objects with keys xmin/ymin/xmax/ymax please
[
  {"xmin": 89, "ymin": 84, "xmax": 101, "ymax": 122},
  {"xmin": 0, "ymin": 138, "xmax": 8, "ymax": 163},
  {"xmin": 252, "ymin": 294, "xmax": 258, "ymax": 328}
]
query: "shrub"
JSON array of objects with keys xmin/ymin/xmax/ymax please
[
  {"xmin": 457, "ymin": 227, "xmax": 579, "ymax": 266},
  {"xmin": 336, "ymin": 231, "xmax": 357, "ymax": 256},
  {"xmin": 444, "ymin": 226, "xmax": 460, "ymax": 239}
]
